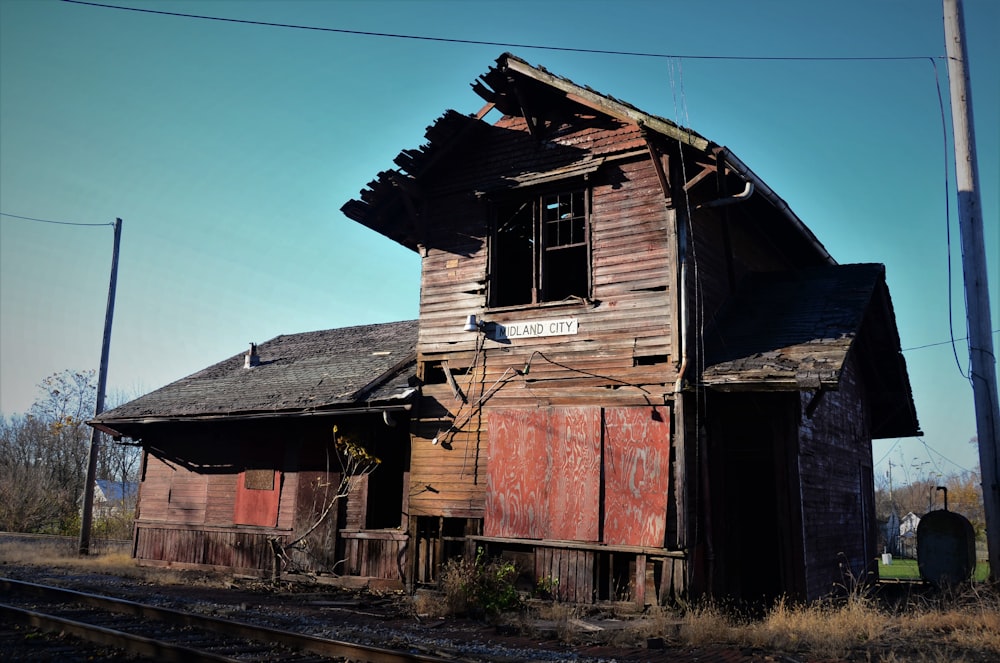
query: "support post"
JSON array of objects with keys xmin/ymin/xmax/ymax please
[
  {"xmin": 944, "ymin": 0, "xmax": 1000, "ymax": 581},
  {"xmin": 79, "ymin": 218, "xmax": 122, "ymax": 555}
]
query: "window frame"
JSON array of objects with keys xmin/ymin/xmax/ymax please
[{"xmin": 488, "ymin": 186, "xmax": 592, "ymax": 309}]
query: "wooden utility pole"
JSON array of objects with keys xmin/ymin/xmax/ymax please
[
  {"xmin": 943, "ymin": 0, "xmax": 999, "ymax": 581},
  {"xmin": 79, "ymin": 218, "xmax": 122, "ymax": 555}
]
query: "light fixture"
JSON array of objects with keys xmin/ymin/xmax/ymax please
[{"xmin": 462, "ymin": 315, "xmax": 482, "ymax": 331}]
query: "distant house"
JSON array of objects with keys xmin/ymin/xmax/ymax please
[
  {"xmin": 91, "ymin": 321, "xmax": 418, "ymax": 584},
  {"xmin": 93, "ymin": 479, "xmax": 138, "ymax": 519},
  {"xmin": 899, "ymin": 511, "xmax": 921, "ymax": 558},
  {"xmin": 901, "ymin": 511, "xmax": 921, "ymax": 536}
]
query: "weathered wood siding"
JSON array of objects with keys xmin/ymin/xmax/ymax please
[
  {"xmin": 410, "ymin": 115, "xmax": 679, "ymax": 530},
  {"xmin": 134, "ymin": 524, "xmax": 282, "ymax": 573},
  {"xmin": 132, "ymin": 417, "xmax": 408, "ymax": 578},
  {"xmin": 341, "ymin": 530, "xmax": 407, "ymax": 581},
  {"xmin": 797, "ymin": 354, "xmax": 876, "ymax": 600}
]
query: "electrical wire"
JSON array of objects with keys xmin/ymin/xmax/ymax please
[
  {"xmin": 929, "ymin": 57, "xmax": 972, "ymax": 383},
  {"xmin": 918, "ymin": 436, "xmax": 973, "ymax": 475},
  {"xmin": 874, "ymin": 438, "xmax": 903, "ymax": 469},
  {"xmin": 902, "ymin": 331, "xmax": 1000, "ymax": 353},
  {"xmin": 62, "ymin": 1, "xmax": 944, "ymax": 63},
  {"xmin": 0, "ymin": 211, "xmax": 114, "ymax": 228}
]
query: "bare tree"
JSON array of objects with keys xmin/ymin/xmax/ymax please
[
  {"xmin": 0, "ymin": 371, "xmax": 92, "ymax": 533},
  {"xmin": 270, "ymin": 424, "xmax": 381, "ymax": 578},
  {"xmin": 0, "ymin": 370, "xmax": 140, "ymax": 536},
  {"xmin": 0, "ymin": 414, "xmax": 75, "ymax": 532}
]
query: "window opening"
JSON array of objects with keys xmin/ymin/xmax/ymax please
[{"xmin": 492, "ymin": 189, "xmax": 589, "ymax": 307}]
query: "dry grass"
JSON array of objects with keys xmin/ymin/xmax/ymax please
[
  {"xmin": 0, "ymin": 538, "xmax": 230, "ymax": 588},
  {"xmin": 746, "ymin": 597, "xmax": 884, "ymax": 659},
  {"xmin": 663, "ymin": 586, "xmax": 1000, "ymax": 662}
]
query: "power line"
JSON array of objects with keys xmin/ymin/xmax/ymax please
[
  {"xmin": 919, "ymin": 437, "xmax": 973, "ymax": 475},
  {"xmin": 0, "ymin": 211, "xmax": 114, "ymax": 228},
  {"xmin": 902, "ymin": 330, "xmax": 1000, "ymax": 353},
  {"xmin": 62, "ymin": 0, "xmax": 943, "ymax": 63}
]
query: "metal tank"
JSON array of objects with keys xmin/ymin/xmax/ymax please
[{"xmin": 917, "ymin": 487, "xmax": 977, "ymax": 586}]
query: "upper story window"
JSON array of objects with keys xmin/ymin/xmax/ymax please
[{"xmin": 490, "ymin": 189, "xmax": 590, "ymax": 307}]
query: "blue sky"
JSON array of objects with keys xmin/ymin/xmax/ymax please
[{"xmin": 1, "ymin": 0, "xmax": 997, "ymax": 485}]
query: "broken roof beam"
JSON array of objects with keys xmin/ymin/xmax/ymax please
[
  {"xmin": 642, "ymin": 131, "xmax": 672, "ymax": 203},
  {"xmin": 502, "ymin": 56, "xmax": 711, "ymax": 152}
]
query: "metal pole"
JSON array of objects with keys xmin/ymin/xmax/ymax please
[
  {"xmin": 944, "ymin": 0, "xmax": 1000, "ymax": 581},
  {"xmin": 79, "ymin": 218, "xmax": 121, "ymax": 555}
]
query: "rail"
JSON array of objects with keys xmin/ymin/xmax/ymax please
[{"xmin": 0, "ymin": 577, "xmax": 451, "ymax": 662}]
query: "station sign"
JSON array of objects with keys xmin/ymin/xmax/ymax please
[{"xmin": 488, "ymin": 317, "xmax": 579, "ymax": 341}]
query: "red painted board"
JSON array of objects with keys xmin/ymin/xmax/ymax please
[
  {"xmin": 547, "ymin": 407, "xmax": 601, "ymax": 541},
  {"xmin": 485, "ymin": 409, "xmax": 551, "ymax": 538},
  {"xmin": 485, "ymin": 408, "xmax": 600, "ymax": 540},
  {"xmin": 603, "ymin": 407, "xmax": 670, "ymax": 547},
  {"xmin": 234, "ymin": 470, "xmax": 281, "ymax": 527}
]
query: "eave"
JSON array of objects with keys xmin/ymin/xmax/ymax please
[{"xmin": 90, "ymin": 398, "xmax": 414, "ymax": 441}]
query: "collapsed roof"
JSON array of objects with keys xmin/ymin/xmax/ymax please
[{"xmin": 342, "ymin": 52, "xmax": 831, "ymax": 264}]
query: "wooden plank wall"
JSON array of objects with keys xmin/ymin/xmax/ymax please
[
  {"xmin": 341, "ymin": 531, "xmax": 407, "ymax": 580},
  {"xmin": 535, "ymin": 548, "xmax": 595, "ymax": 603},
  {"xmin": 137, "ymin": 447, "xmax": 295, "ymax": 570},
  {"xmin": 410, "ymin": 116, "xmax": 680, "ymax": 525},
  {"xmin": 134, "ymin": 525, "xmax": 282, "ymax": 573},
  {"xmin": 797, "ymin": 354, "xmax": 876, "ymax": 600}
]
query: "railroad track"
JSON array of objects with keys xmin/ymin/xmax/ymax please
[{"xmin": 0, "ymin": 577, "xmax": 455, "ymax": 662}]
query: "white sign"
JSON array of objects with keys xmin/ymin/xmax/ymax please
[{"xmin": 488, "ymin": 317, "xmax": 579, "ymax": 341}]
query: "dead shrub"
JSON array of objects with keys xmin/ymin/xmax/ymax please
[{"xmin": 411, "ymin": 589, "xmax": 449, "ymax": 619}]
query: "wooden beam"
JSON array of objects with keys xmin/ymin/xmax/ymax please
[
  {"xmin": 503, "ymin": 57, "xmax": 712, "ymax": 151},
  {"xmin": 643, "ymin": 135, "xmax": 672, "ymax": 203},
  {"xmin": 474, "ymin": 101, "xmax": 496, "ymax": 121},
  {"xmin": 389, "ymin": 174, "xmax": 421, "ymax": 229},
  {"xmin": 509, "ymin": 77, "xmax": 543, "ymax": 140},
  {"xmin": 683, "ymin": 163, "xmax": 717, "ymax": 192},
  {"xmin": 635, "ymin": 553, "xmax": 647, "ymax": 606},
  {"xmin": 441, "ymin": 359, "xmax": 467, "ymax": 404}
]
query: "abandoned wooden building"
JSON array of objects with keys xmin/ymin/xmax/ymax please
[
  {"xmin": 92, "ymin": 321, "xmax": 418, "ymax": 585},
  {"xmin": 340, "ymin": 53, "xmax": 920, "ymax": 603},
  {"xmin": 94, "ymin": 53, "xmax": 919, "ymax": 604}
]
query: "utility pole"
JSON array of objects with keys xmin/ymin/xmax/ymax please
[
  {"xmin": 79, "ymin": 218, "xmax": 122, "ymax": 556},
  {"xmin": 887, "ymin": 460, "xmax": 894, "ymax": 504},
  {"xmin": 943, "ymin": 0, "xmax": 1000, "ymax": 582}
]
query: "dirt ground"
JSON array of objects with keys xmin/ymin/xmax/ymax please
[{"xmin": 1, "ymin": 548, "xmax": 997, "ymax": 662}]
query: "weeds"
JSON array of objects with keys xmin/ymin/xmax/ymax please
[{"xmin": 438, "ymin": 547, "xmax": 521, "ymax": 619}]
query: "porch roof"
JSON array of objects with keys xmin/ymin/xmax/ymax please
[
  {"xmin": 91, "ymin": 320, "xmax": 418, "ymax": 432},
  {"xmin": 701, "ymin": 264, "xmax": 919, "ymax": 438}
]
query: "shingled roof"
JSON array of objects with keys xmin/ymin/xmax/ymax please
[
  {"xmin": 93, "ymin": 320, "xmax": 418, "ymax": 430},
  {"xmin": 702, "ymin": 264, "xmax": 919, "ymax": 438}
]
